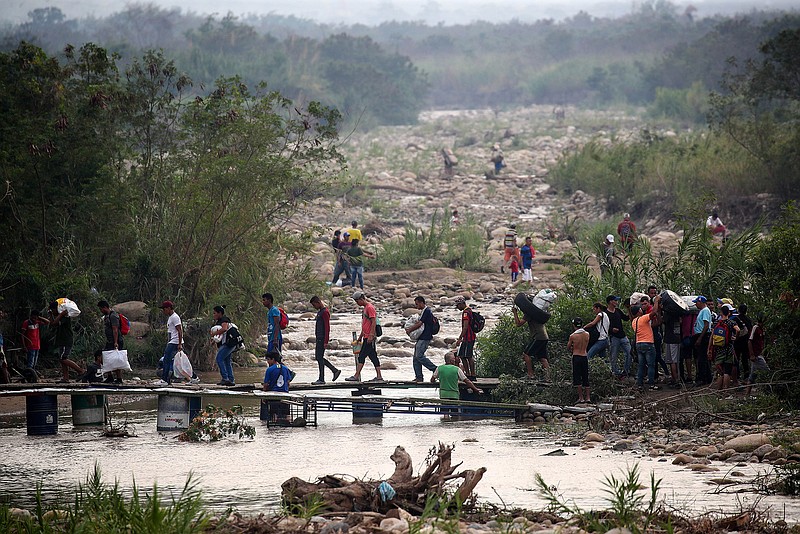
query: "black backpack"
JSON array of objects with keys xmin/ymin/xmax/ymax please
[
  {"xmin": 431, "ymin": 313, "xmax": 440, "ymax": 335},
  {"xmin": 469, "ymin": 309, "xmax": 486, "ymax": 333},
  {"xmin": 225, "ymin": 325, "xmax": 245, "ymax": 350}
]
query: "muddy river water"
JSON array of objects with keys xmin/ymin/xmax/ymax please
[{"xmin": 1, "ymin": 306, "xmax": 798, "ymax": 522}]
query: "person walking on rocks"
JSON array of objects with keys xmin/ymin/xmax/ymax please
[
  {"xmin": 501, "ymin": 224, "xmax": 518, "ymax": 273},
  {"xmin": 262, "ymin": 293, "xmax": 283, "ymax": 354},
  {"xmin": 211, "ymin": 305, "xmax": 236, "ymax": 386},
  {"xmin": 605, "ymin": 295, "xmax": 631, "ymax": 378},
  {"xmin": 156, "ymin": 300, "xmax": 183, "ymax": 386},
  {"xmin": 48, "ymin": 301, "xmax": 83, "ymax": 382},
  {"xmin": 346, "ymin": 238, "xmax": 374, "ymax": 290},
  {"xmin": 692, "ymin": 296, "xmax": 713, "ymax": 386},
  {"xmin": 567, "ymin": 318, "xmax": 591, "ymax": 404},
  {"xmin": 405, "ymin": 296, "xmax": 439, "ymax": 382},
  {"xmin": 310, "ymin": 296, "xmax": 341, "ymax": 385},
  {"xmin": 454, "ymin": 296, "xmax": 477, "ymax": 378},
  {"xmin": 346, "ymin": 291, "xmax": 383, "ymax": 382},
  {"xmin": 513, "ymin": 306, "xmax": 551, "ymax": 381},
  {"xmin": 617, "ymin": 213, "xmax": 637, "ymax": 251}
]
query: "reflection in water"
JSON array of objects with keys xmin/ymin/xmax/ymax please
[{"xmin": 0, "ymin": 384, "xmax": 798, "ymax": 522}]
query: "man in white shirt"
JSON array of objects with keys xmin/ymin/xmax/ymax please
[
  {"xmin": 706, "ymin": 211, "xmax": 728, "ymax": 238},
  {"xmin": 584, "ymin": 302, "xmax": 611, "ymax": 361},
  {"xmin": 157, "ymin": 300, "xmax": 183, "ymax": 385}
]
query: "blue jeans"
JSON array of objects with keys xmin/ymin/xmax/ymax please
[
  {"xmin": 331, "ymin": 260, "xmax": 351, "ymax": 284},
  {"xmin": 413, "ymin": 339, "xmax": 437, "ymax": 380},
  {"xmin": 609, "ymin": 336, "xmax": 632, "ymax": 376},
  {"xmin": 636, "ymin": 342, "xmax": 656, "ymax": 386},
  {"xmin": 216, "ymin": 344, "xmax": 235, "ymax": 383},
  {"xmin": 586, "ymin": 338, "xmax": 608, "ymax": 361},
  {"xmin": 27, "ymin": 349, "xmax": 39, "ymax": 369},
  {"xmin": 350, "ymin": 265, "xmax": 364, "ymax": 289},
  {"xmin": 162, "ymin": 343, "xmax": 179, "ymax": 383}
]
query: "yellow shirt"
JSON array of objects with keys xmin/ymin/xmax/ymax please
[{"xmin": 347, "ymin": 228, "xmax": 363, "ymax": 241}]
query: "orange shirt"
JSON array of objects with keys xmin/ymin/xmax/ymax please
[{"xmin": 631, "ymin": 315, "xmax": 654, "ymax": 344}]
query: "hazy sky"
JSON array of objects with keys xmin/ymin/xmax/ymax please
[{"xmin": 2, "ymin": 0, "xmax": 795, "ymax": 25}]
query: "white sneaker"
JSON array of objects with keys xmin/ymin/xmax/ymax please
[
  {"xmin": 153, "ymin": 379, "xmax": 169, "ymax": 386},
  {"xmin": 189, "ymin": 377, "xmax": 200, "ymax": 385}
]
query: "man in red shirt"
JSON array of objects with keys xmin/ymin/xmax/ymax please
[
  {"xmin": 310, "ymin": 295, "xmax": 341, "ymax": 385},
  {"xmin": 345, "ymin": 291, "xmax": 383, "ymax": 382},
  {"xmin": 21, "ymin": 310, "xmax": 49, "ymax": 370},
  {"xmin": 617, "ymin": 213, "xmax": 637, "ymax": 251},
  {"xmin": 454, "ymin": 296, "xmax": 477, "ymax": 378}
]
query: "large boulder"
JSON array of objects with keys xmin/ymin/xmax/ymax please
[
  {"xmin": 722, "ymin": 434, "xmax": 770, "ymax": 453},
  {"xmin": 114, "ymin": 301, "xmax": 149, "ymax": 322},
  {"xmin": 128, "ymin": 321, "xmax": 150, "ymax": 338}
]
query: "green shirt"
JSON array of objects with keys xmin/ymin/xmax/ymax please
[
  {"xmin": 436, "ymin": 364, "xmax": 464, "ymax": 400},
  {"xmin": 347, "ymin": 246, "xmax": 364, "ymax": 267}
]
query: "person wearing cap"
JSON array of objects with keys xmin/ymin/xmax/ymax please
[
  {"xmin": 346, "ymin": 221, "xmax": 362, "ymax": 242},
  {"xmin": 406, "ymin": 296, "xmax": 439, "ymax": 382},
  {"xmin": 454, "ymin": 296, "xmax": 477, "ymax": 378},
  {"xmin": 568, "ymin": 317, "xmax": 591, "ymax": 403},
  {"xmin": 97, "ymin": 300, "xmax": 124, "ymax": 384},
  {"xmin": 156, "ymin": 300, "xmax": 183, "ymax": 386},
  {"xmin": 617, "ymin": 213, "xmax": 637, "ymax": 251},
  {"xmin": 346, "ymin": 291, "xmax": 383, "ymax": 382},
  {"xmin": 601, "ymin": 234, "xmax": 615, "ymax": 275},
  {"xmin": 692, "ymin": 296, "xmax": 713, "ymax": 386},
  {"xmin": 708, "ymin": 303, "xmax": 740, "ymax": 391},
  {"xmin": 501, "ymin": 224, "xmax": 518, "ymax": 274},
  {"xmin": 631, "ymin": 294, "xmax": 662, "ymax": 391},
  {"xmin": 605, "ymin": 295, "xmax": 632, "ymax": 379}
]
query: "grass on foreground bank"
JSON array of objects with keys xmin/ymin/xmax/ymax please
[{"xmin": 2, "ymin": 463, "xmax": 798, "ymax": 533}]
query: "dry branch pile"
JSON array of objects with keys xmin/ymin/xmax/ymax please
[{"xmin": 281, "ymin": 443, "xmax": 486, "ymax": 514}]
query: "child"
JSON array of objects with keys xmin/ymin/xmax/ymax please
[
  {"xmin": 509, "ymin": 256, "xmax": 520, "ymax": 283},
  {"xmin": 80, "ymin": 350, "xmax": 105, "ymax": 383},
  {"xmin": 567, "ymin": 318, "xmax": 591, "ymax": 404},
  {"xmin": 21, "ymin": 310, "xmax": 49, "ymax": 370},
  {"xmin": 744, "ymin": 314, "xmax": 769, "ymax": 397}
]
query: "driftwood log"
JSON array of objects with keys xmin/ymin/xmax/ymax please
[{"xmin": 281, "ymin": 443, "xmax": 486, "ymax": 514}]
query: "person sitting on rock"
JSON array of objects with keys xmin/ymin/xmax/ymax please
[{"xmin": 706, "ymin": 210, "xmax": 728, "ymax": 239}]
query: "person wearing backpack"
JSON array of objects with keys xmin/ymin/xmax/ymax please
[
  {"xmin": 708, "ymin": 303, "xmax": 740, "ymax": 391},
  {"xmin": 405, "ymin": 296, "xmax": 439, "ymax": 382},
  {"xmin": 97, "ymin": 300, "xmax": 124, "ymax": 384},
  {"xmin": 583, "ymin": 302, "xmax": 610, "ymax": 361},
  {"xmin": 454, "ymin": 296, "xmax": 478, "ymax": 379},
  {"xmin": 616, "ymin": 213, "xmax": 637, "ymax": 252},
  {"xmin": 211, "ymin": 305, "xmax": 236, "ymax": 386},
  {"xmin": 261, "ymin": 293, "xmax": 283, "ymax": 354}
]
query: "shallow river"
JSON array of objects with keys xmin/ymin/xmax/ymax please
[{"xmin": 1, "ymin": 305, "xmax": 798, "ymax": 522}]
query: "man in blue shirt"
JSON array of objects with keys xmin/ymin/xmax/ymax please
[
  {"xmin": 261, "ymin": 293, "xmax": 283, "ymax": 353},
  {"xmin": 405, "ymin": 296, "xmax": 438, "ymax": 382},
  {"xmin": 518, "ymin": 236, "xmax": 534, "ymax": 286},
  {"xmin": 692, "ymin": 296, "xmax": 713, "ymax": 386}
]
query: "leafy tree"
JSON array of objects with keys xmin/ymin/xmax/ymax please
[{"xmin": 708, "ymin": 27, "xmax": 800, "ymax": 199}]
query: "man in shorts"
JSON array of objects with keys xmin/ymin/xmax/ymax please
[
  {"xmin": 745, "ymin": 314, "xmax": 769, "ymax": 397},
  {"xmin": 662, "ymin": 307, "xmax": 682, "ymax": 388},
  {"xmin": 512, "ymin": 305, "xmax": 550, "ymax": 381},
  {"xmin": 567, "ymin": 318, "xmax": 591, "ymax": 403},
  {"xmin": 453, "ymin": 296, "xmax": 477, "ymax": 378},
  {"xmin": 48, "ymin": 301, "xmax": 83, "ymax": 382},
  {"xmin": 345, "ymin": 291, "xmax": 383, "ymax": 382}
]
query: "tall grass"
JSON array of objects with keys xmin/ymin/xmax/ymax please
[
  {"xmin": 370, "ymin": 212, "xmax": 490, "ymax": 272},
  {"xmin": 0, "ymin": 465, "xmax": 208, "ymax": 533}
]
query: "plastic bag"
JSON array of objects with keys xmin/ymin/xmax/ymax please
[
  {"xmin": 56, "ymin": 297, "xmax": 81, "ymax": 318},
  {"xmin": 173, "ymin": 350, "xmax": 193, "ymax": 380},
  {"xmin": 404, "ymin": 314, "xmax": 422, "ymax": 341},
  {"xmin": 101, "ymin": 349, "xmax": 131, "ymax": 373},
  {"xmin": 532, "ymin": 289, "xmax": 557, "ymax": 311}
]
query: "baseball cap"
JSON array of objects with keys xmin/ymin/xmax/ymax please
[
  {"xmin": 159, "ymin": 300, "xmax": 174, "ymax": 309},
  {"xmin": 719, "ymin": 297, "xmax": 733, "ymax": 305},
  {"xmin": 606, "ymin": 295, "xmax": 620, "ymax": 303},
  {"xmin": 606, "ymin": 234, "xmax": 615, "ymax": 243},
  {"xmin": 454, "ymin": 296, "xmax": 466, "ymax": 305},
  {"xmin": 343, "ymin": 231, "xmax": 350, "ymax": 237},
  {"xmin": 721, "ymin": 303, "xmax": 734, "ymax": 312},
  {"xmin": 352, "ymin": 291, "xmax": 365, "ymax": 301},
  {"xmin": 572, "ymin": 318, "xmax": 583, "ymax": 327},
  {"xmin": 692, "ymin": 296, "xmax": 707, "ymax": 303}
]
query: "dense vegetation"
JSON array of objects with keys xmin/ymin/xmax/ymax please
[
  {"xmin": 0, "ymin": 42, "xmax": 343, "ymax": 359},
  {"xmin": 2, "ymin": 4, "xmax": 798, "ymax": 119}
]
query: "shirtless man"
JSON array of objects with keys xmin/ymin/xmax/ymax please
[{"xmin": 567, "ymin": 318, "xmax": 591, "ymax": 403}]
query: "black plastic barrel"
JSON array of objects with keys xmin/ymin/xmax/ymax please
[{"xmin": 26, "ymin": 395, "xmax": 58, "ymax": 436}]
